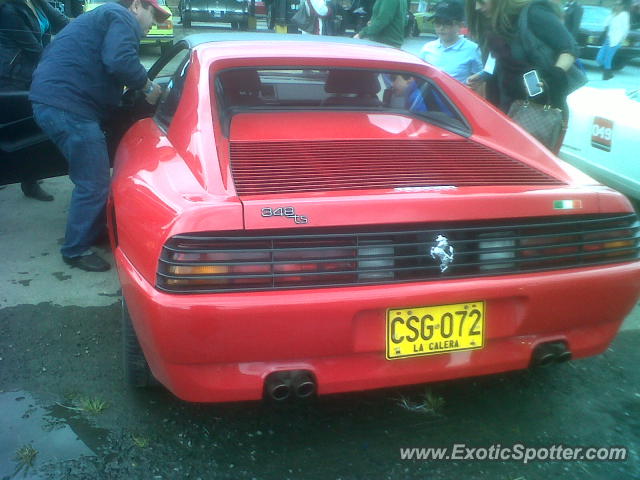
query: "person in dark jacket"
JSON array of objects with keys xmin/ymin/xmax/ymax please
[
  {"xmin": 465, "ymin": 0, "xmax": 578, "ymax": 154},
  {"xmin": 465, "ymin": 0, "xmax": 577, "ymax": 113},
  {"xmin": 0, "ymin": 0, "xmax": 69, "ymax": 201},
  {"xmin": 29, "ymin": 0, "xmax": 168, "ymax": 272}
]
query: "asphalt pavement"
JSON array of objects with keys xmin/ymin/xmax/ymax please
[{"xmin": 1, "ymin": 25, "xmax": 640, "ymax": 480}]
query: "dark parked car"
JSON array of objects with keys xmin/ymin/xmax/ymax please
[
  {"xmin": 179, "ymin": 0, "xmax": 250, "ymax": 29},
  {"xmin": 577, "ymin": 5, "xmax": 640, "ymax": 69}
]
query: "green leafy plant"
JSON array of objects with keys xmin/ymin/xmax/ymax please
[
  {"xmin": 131, "ymin": 434, "xmax": 149, "ymax": 448},
  {"xmin": 78, "ymin": 397, "xmax": 108, "ymax": 414},
  {"xmin": 396, "ymin": 388, "xmax": 445, "ymax": 415},
  {"xmin": 14, "ymin": 444, "xmax": 38, "ymax": 474}
]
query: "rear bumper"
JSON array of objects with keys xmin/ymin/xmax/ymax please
[{"xmin": 116, "ymin": 248, "xmax": 640, "ymax": 402}]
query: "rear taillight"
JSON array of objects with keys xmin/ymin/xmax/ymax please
[
  {"xmin": 519, "ymin": 227, "xmax": 637, "ymax": 267},
  {"xmin": 357, "ymin": 240, "xmax": 394, "ymax": 281},
  {"xmin": 156, "ymin": 215, "xmax": 639, "ymax": 293},
  {"xmin": 583, "ymin": 229, "xmax": 636, "ymax": 259},
  {"xmin": 159, "ymin": 238, "xmax": 357, "ymax": 291},
  {"xmin": 478, "ymin": 231, "xmax": 516, "ymax": 271}
]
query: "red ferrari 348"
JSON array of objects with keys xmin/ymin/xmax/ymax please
[{"xmin": 73, "ymin": 34, "xmax": 640, "ymax": 402}]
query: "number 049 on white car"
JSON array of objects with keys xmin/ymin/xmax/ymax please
[{"xmin": 560, "ymin": 87, "xmax": 640, "ymax": 202}]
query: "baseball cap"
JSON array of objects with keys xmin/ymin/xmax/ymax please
[
  {"xmin": 144, "ymin": 0, "xmax": 171, "ymax": 22},
  {"xmin": 430, "ymin": 1, "xmax": 464, "ymax": 22}
]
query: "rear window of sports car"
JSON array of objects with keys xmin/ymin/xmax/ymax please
[{"xmin": 213, "ymin": 68, "xmax": 470, "ymax": 136}]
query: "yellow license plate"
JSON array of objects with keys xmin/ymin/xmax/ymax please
[{"xmin": 386, "ymin": 301, "xmax": 485, "ymax": 360}]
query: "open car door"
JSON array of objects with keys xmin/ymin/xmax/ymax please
[
  {"xmin": 0, "ymin": 41, "xmax": 190, "ymax": 187},
  {"xmin": 0, "ymin": 90, "xmax": 68, "ymax": 186}
]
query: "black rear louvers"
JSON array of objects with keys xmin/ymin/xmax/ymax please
[
  {"xmin": 230, "ymin": 139, "xmax": 564, "ymax": 196},
  {"xmin": 157, "ymin": 214, "xmax": 640, "ymax": 293}
]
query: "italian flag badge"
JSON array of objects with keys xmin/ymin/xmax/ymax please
[{"xmin": 553, "ymin": 200, "xmax": 583, "ymax": 210}]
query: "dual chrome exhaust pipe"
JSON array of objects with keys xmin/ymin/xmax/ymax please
[
  {"xmin": 531, "ymin": 341, "xmax": 572, "ymax": 367},
  {"xmin": 264, "ymin": 343, "xmax": 572, "ymax": 400},
  {"xmin": 264, "ymin": 370, "xmax": 316, "ymax": 401}
]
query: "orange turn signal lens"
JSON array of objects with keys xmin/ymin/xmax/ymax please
[{"xmin": 168, "ymin": 265, "xmax": 230, "ymax": 275}]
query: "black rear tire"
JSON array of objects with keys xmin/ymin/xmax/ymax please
[{"xmin": 122, "ymin": 298, "xmax": 157, "ymax": 388}]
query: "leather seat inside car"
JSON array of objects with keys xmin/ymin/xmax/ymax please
[
  {"xmin": 323, "ymin": 69, "xmax": 382, "ymax": 107},
  {"xmin": 219, "ymin": 69, "xmax": 263, "ymax": 107}
]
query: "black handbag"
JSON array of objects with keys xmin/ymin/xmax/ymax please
[
  {"xmin": 292, "ymin": 1, "xmax": 314, "ymax": 33},
  {"xmin": 507, "ymin": 100, "xmax": 563, "ymax": 150}
]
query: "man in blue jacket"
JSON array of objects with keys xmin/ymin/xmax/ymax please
[{"xmin": 30, "ymin": 0, "xmax": 168, "ymax": 272}]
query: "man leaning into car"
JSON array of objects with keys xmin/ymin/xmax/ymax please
[{"xmin": 29, "ymin": 0, "xmax": 168, "ymax": 272}]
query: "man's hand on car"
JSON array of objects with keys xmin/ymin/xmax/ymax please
[{"xmin": 143, "ymin": 80, "xmax": 162, "ymax": 105}]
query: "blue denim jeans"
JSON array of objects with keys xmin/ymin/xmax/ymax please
[
  {"xmin": 596, "ymin": 40, "xmax": 621, "ymax": 70},
  {"xmin": 32, "ymin": 103, "xmax": 110, "ymax": 258}
]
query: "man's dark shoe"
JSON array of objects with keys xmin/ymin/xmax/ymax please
[
  {"xmin": 602, "ymin": 69, "xmax": 614, "ymax": 80},
  {"xmin": 63, "ymin": 252, "xmax": 111, "ymax": 272},
  {"xmin": 21, "ymin": 181, "xmax": 54, "ymax": 201}
]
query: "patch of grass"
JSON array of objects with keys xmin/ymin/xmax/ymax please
[
  {"xmin": 56, "ymin": 395, "xmax": 108, "ymax": 415},
  {"xmin": 131, "ymin": 434, "xmax": 149, "ymax": 448},
  {"xmin": 14, "ymin": 444, "xmax": 38, "ymax": 473},
  {"xmin": 423, "ymin": 389, "xmax": 445, "ymax": 412},
  {"xmin": 396, "ymin": 388, "xmax": 445, "ymax": 415},
  {"xmin": 78, "ymin": 397, "xmax": 108, "ymax": 414}
]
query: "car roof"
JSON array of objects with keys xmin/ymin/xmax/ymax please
[
  {"xmin": 181, "ymin": 33, "xmax": 425, "ymax": 67},
  {"xmin": 183, "ymin": 32, "xmax": 385, "ymax": 49}
]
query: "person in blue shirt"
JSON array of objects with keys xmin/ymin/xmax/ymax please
[
  {"xmin": 29, "ymin": 0, "xmax": 169, "ymax": 272},
  {"xmin": 389, "ymin": 74, "xmax": 427, "ymax": 112},
  {"xmin": 418, "ymin": 1, "xmax": 482, "ymax": 84}
]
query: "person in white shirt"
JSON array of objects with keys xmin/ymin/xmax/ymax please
[
  {"xmin": 596, "ymin": 0, "xmax": 631, "ymax": 80},
  {"xmin": 418, "ymin": 0, "xmax": 482, "ymax": 84},
  {"xmin": 298, "ymin": 0, "xmax": 329, "ymax": 35}
]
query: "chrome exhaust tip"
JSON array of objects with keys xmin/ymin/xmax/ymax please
[
  {"xmin": 551, "ymin": 342, "xmax": 572, "ymax": 363},
  {"xmin": 292, "ymin": 372, "xmax": 316, "ymax": 399},
  {"xmin": 264, "ymin": 374, "xmax": 291, "ymax": 401},
  {"xmin": 264, "ymin": 370, "xmax": 316, "ymax": 401},
  {"xmin": 531, "ymin": 341, "xmax": 571, "ymax": 367},
  {"xmin": 531, "ymin": 346, "xmax": 556, "ymax": 367}
]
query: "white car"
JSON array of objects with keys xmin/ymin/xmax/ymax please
[{"xmin": 560, "ymin": 87, "xmax": 640, "ymax": 206}]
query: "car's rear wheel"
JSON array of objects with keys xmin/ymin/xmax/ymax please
[{"xmin": 122, "ymin": 298, "xmax": 157, "ymax": 388}]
